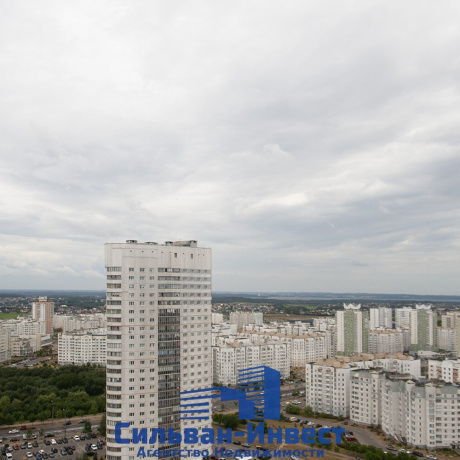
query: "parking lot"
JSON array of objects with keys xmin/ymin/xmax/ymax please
[{"xmin": 1, "ymin": 433, "xmax": 106, "ymax": 459}]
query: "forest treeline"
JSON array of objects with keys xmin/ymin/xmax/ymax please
[{"xmin": 0, "ymin": 365, "xmax": 106, "ymax": 425}]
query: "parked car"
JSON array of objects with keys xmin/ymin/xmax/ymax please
[{"xmin": 412, "ymin": 452, "xmax": 424, "ymax": 457}]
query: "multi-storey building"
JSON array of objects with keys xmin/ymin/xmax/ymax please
[
  {"xmin": 437, "ymin": 327, "xmax": 457, "ymax": 352},
  {"xmin": 235, "ymin": 331, "xmax": 333, "ymax": 365},
  {"xmin": 410, "ymin": 305, "xmax": 437, "ymax": 352},
  {"xmin": 368, "ymin": 330, "xmax": 403, "ymax": 354},
  {"xmin": 380, "ymin": 377, "xmax": 460, "ymax": 449},
  {"xmin": 305, "ymin": 354, "xmax": 421, "ymax": 418},
  {"xmin": 53, "ymin": 313, "xmax": 106, "ymax": 333},
  {"xmin": 428, "ymin": 359, "xmax": 460, "ymax": 383},
  {"xmin": 441, "ymin": 312, "xmax": 460, "ymax": 329},
  {"xmin": 369, "ymin": 307, "xmax": 392, "ymax": 330},
  {"xmin": 211, "ymin": 313, "xmax": 224, "ymax": 324},
  {"xmin": 229, "ymin": 312, "xmax": 263, "ymax": 329},
  {"xmin": 31, "ymin": 296, "xmax": 54, "ymax": 334},
  {"xmin": 395, "ymin": 307, "xmax": 413, "ymax": 328},
  {"xmin": 58, "ymin": 330, "xmax": 107, "ymax": 365},
  {"xmin": 305, "ymin": 361, "xmax": 354, "ymax": 417},
  {"xmin": 350, "ymin": 368, "xmax": 382, "ymax": 426},
  {"xmin": 212, "ymin": 341, "xmax": 289, "ymax": 385},
  {"xmin": 336, "ymin": 304, "xmax": 369, "ymax": 356},
  {"xmin": 0, "ymin": 325, "xmax": 10, "ymax": 363},
  {"xmin": 105, "ymin": 240, "xmax": 212, "ymax": 460}
]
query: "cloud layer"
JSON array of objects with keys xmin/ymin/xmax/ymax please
[{"xmin": 1, "ymin": 0, "xmax": 460, "ymax": 294}]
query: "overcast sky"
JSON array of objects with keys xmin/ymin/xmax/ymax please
[{"xmin": 1, "ymin": 1, "xmax": 459, "ymax": 294}]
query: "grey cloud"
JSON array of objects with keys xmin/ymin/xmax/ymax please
[{"xmin": 0, "ymin": 1, "xmax": 460, "ymax": 292}]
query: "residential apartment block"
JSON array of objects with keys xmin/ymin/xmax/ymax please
[
  {"xmin": 105, "ymin": 240, "xmax": 212, "ymax": 460},
  {"xmin": 212, "ymin": 340, "xmax": 289, "ymax": 385},
  {"xmin": 336, "ymin": 304, "xmax": 369, "ymax": 356},
  {"xmin": 31, "ymin": 296, "xmax": 54, "ymax": 334},
  {"xmin": 58, "ymin": 329, "xmax": 107, "ymax": 365}
]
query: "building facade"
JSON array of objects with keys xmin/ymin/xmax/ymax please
[
  {"xmin": 105, "ymin": 240, "xmax": 212, "ymax": 460},
  {"xmin": 31, "ymin": 296, "xmax": 54, "ymax": 334},
  {"xmin": 410, "ymin": 305, "xmax": 437, "ymax": 352},
  {"xmin": 336, "ymin": 304, "xmax": 369, "ymax": 356},
  {"xmin": 212, "ymin": 341, "xmax": 289, "ymax": 385},
  {"xmin": 369, "ymin": 307, "xmax": 393, "ymax": 330},
  {"xmin": 58, "ymin": 330, "xmax": 107, "ymax": 365}
]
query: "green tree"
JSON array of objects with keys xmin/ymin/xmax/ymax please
[
  {"xmin": 83, "ymin": 421, "xmax": 92, "ymax": 433},
  {"xmin": 99, "ymin": 413, "xmax": 106, "ymax": 436},
  {"xmin": 285, "ymin": 404, "xmax": 301, "ymax": 415}
]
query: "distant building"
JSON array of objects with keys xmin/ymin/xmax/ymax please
[
  {"xmin": 428, "ymin": 359, "xmax": 460, "ymax": 383},
  {"xmin": 53, "ymin": 313, "xmax": 106, "ymax": 332},
  {"xmin": 213, "ymin": 340, "xmax": 289, "ymax": 385},
  {"xmin": 437, "ymin": 327, "xmax": 457, "ymax": 352},
  {"xmin": 211, "ymin": 313, "xmax": 224, "ymax": 324},
  {"xmin": 336, "ymin": 304, "xmax": 369, "ymax": 356},
  {"xmin": 410, "ymin": 305, "xmax": 437, "ymax": 352},
  {"xmin": 368, "ymin": 329, "xmax": 403, "ymax": 354},
  {"xmin": 0, "ymin": 325, "xmax": 10, "ymax": 363},
  {"xmin": 369, "ymin": 307, "xmax": 392, "ymax": 329},
  {"xmin": 58, "ymin": 329, "xmax": 106, "ymax": 365},
  {"xmin": 31, "ymin": 296, "xmax": 54, "ymax": 334},
  {"xmin": 395, "ymin": 307, "xmax": 413, "ymax": 328},
  {"xmin": 229, "ymin": 312, "xmax": 263, "ymax": 329}
]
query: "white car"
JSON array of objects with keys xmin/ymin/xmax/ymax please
[
  {"xmin": 91, "ymin": 444, "xmax": 98, "ymax": 451},
  {"xmin": 426, "ymin": 456, "xmax": 437, "ymax": 460},
  {"xmin": 8, "ymin": 429, "xmax": 19, "ymax": 434},
  {"xmin": 51, "ymin": 438, "xmax": 57, "ymax": 444},
  {"xmin": 73, "ymin": 435, "xmax": 80, "ymax": 441},
  {"xmin": 26, "ymin": 453, "xmax": 33, "ymax": 459}
]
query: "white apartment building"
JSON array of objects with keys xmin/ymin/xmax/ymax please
[
  {"xmin": 211, "ymin": 313, "xmax": 224, "ymax": 324},
  {"xmin": 212, "ymin": 341, "xmax": 289, "ymax": 385},
  {"xmin": 350, "ymin": 368, "xmax": 383, "ymax": 426},
  {"xmin": 238, "ymin": 331, "xmax": 333, "ymax": 365},
  {"xmin": 369, "ymin": 307, "xmax": 393, "ymax": 330},
  {"xmin": 105, "ymin": 240, "xmax": 212, "ymax": 460},
  {"xmin": 0, "ymin": 319, "xmax": 46, "ymax": 335},
  {"xmin": 381, "ymin": 377, "xmax": 460, "ymax": 449},
  {"xmin": 442, "ymin": 312, "xmax": 460, "ymax": 329},
  {"xmin": 306, "ymin": 354, "xmax": 421, "ymax": 418},
  {"xmin": 428, "ymin": 359, "xmax": 460, "ymax": 383},
  {"xmin": 58, "ymin": 330, "xmax": 107, "ymax": 365},
  {"xmin": 54, "ymin": 313, "xmax": 106, "ymax": 333},
  {"xmin": 305, "ymin": 361, "xmax": 354, "ymax": 417},
  {"xmin": 437, "ymin": 327, "xmax": 457, "ymax": 352},
  {"xmin": 31, "ymin": 296, "xmax": 54, "ymax": 334},
  {"xmin": 368, "ymin": 330, "xmax": 404, "ymax": 354},
  {"xmin": 395, "ymin": 307, "xmax": 413, "ymax": 328},
  {"xmin": 229, "ymin": 312, "xmax": 263, "ymax": 329}
]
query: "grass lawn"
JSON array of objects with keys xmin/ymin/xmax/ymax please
[{"xmin": 0, "ymin": 312, "xmax": 24, "ymax": 319}]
